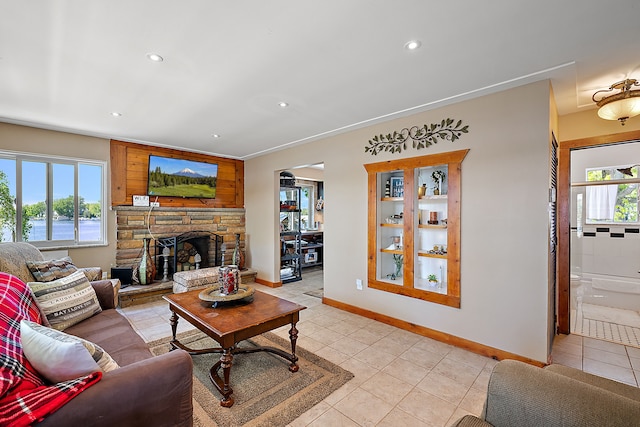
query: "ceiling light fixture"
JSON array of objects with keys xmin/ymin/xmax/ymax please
[
  {"xmin": 278, "ymin": 102, "xmax": 289, "ymax": 108},
  {"xmin": 592, "ymin": 78, "xmax": 640, "ymax": 125},
  {"xmin": 110, "ymin": 112, "xmax": 122, "ymax": 117},
  {"xmin": 146, "ymin": 53, "xmax": 164, "ymax": 62},
  {"xmin": 404, "ymin": 40, "xmax": 421, "ymax": 51},
  {"xmin": 211, "ymin": 134, "xmax": 220, "ymax": 138}
]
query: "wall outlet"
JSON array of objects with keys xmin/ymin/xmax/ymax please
[{"xmin": 356, "ymin": 279, "xmax": 363, "ymax": 290}]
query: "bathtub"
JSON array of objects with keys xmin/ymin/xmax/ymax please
[{"xmin": 579, "ymin": 273, "xmax": 640, "ymax": 312}]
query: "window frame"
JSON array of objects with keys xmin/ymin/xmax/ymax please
[
  {"xmin": 584, "ymin": 165, "xmax": 639, "ymax": 225},
  {"xmin": 0, "ymin": 150, "xmax": 108, "ymax": 248}
]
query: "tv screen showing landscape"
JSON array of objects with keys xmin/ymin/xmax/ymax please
[{"xmin": 147, "ymin": 155, "xmax": 218, "ymax": 198}]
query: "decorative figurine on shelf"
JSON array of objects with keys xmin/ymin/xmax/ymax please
[
  {"xmin": 427, "ymin": 274, "xmax": 438, "ymax": 286},
  {"xmin": 194, "ymin": 252, "xmax": 201, "ymax": 270},
  {"xmin": 384, "ymin": 180, "xmax": 391, "ymax": 197},
  {"xmin": 432, "ymin": 170, "xmax": 446, "ymax": 195},
  {"xmin": 391, "ymin": 254, "xmax": 403, "ymax": 280}
]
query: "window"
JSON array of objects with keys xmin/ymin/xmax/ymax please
[
  {"xmin": 299, "ymin": 184, "xmax": 315, "ymax": 230},
  {"xmin": 0, "ymin": 151, "xmax": 107, "ymax": 247},
  {"xmin": 585, "ymin": 165, "xmax": 638, "ymax": 224}
]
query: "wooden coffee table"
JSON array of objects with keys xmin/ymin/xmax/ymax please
[{"xmin": 163, "ymin": 289, "xmax": 306, "ymax": 407}]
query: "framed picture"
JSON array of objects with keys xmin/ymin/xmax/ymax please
[
  {"xmin": 305, "ymin": 252, "xmax": 318, "ymax": 263},
  {"xmin": 390, "ymin": 176, "xmax": 404, "ymax": 198}
]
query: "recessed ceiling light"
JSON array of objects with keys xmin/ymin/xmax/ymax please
[
  {"xmin": 146, "ymin": 53, "xmax": 164, "ymax": 62},
  {"xmin": 278, "ymin": 102, "xmax": 289, "ymax": 108},
  {"xmin": 110, "ymin": 112, "xmax": 122, "ymax": 117},
  {"xmin": 211, "ymin": 134, "xmax": 221, "ymax": 138},
  {"xmin": 404, "ymin": 40, "xmax": 421, "ymax": 51}
]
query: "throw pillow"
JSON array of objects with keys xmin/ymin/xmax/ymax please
[
  {"xmin": 20, "ymin": 320, "xmax": 119, "ymax": 383},
  {"xmin": 26, "ymin": 256, "xmax": 78, "ymax": 282},
  {"xmin": 27, "ymin": 270, "xmax": 102, "ymax": 331}
]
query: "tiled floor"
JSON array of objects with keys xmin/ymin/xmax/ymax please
[{"xmin": 118, "ymin": 269, "xmax": 640, "ymax": 426}]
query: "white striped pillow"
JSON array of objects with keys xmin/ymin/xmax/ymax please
[{"xmin": 28, "ymin": 270, "xmax": 102, "ymax": 331}]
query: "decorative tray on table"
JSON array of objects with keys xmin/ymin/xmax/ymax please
[{"xmin": 198, "ymin": 285, "xmax": 255, "ymax": 305}]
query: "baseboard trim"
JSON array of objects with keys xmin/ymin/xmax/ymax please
[
  {"xmin": 322, "ymin": 297, "xmax": 545, "ymax": 367},
  {"xmin": 255, "ymin": 277, "xmax": 282, "ymax": 288}
]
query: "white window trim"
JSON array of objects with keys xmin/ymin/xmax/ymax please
[{"xmin": 0, "ymin": 150, "xmax": 108, "ymax": 248}]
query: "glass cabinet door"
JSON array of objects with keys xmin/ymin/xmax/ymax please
[{"xmin": 364, "ymin": 149, "xmax": 468, "ymax": 308}]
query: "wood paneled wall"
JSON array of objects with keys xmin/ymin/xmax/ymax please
[{"xmin": 110, "ymin": 140, "xmax": 244, "ymax": 208}]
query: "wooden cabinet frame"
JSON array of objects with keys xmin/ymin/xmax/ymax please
[{"xmin": 364, "ymin": 149, "xmax": 469, "ymax": 308}]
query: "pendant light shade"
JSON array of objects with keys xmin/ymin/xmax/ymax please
[{"xmin": 592, "ymin": 79, "xmax": 640, "ymax": 125}]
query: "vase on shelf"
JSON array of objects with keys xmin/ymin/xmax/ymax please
[
  {"xmin": 232, "ymin": 233, "xmax": 245, "ymax": 270},
  {"xmin": 138, "ymin": 239, "xmax": 155, "ymax": 285}
]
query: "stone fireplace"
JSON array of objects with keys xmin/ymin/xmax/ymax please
[{"xmin": 114, "ymin": 206, "xmax": 245, "ymax": 281}]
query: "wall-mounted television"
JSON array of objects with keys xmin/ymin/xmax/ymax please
[{"xmin": 147, "ymin": 155, "xmax": 218, "ymax": 198}]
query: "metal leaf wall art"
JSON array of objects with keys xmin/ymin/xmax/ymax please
[{"xmin": 365, "ymin": 118, "xmax": 469, "ymax": 155}]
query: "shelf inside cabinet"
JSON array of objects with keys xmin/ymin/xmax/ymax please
[
  {"xmin": 380, "ymin": 223, "xmax": 403, "ymax": 228},
  {"xmin": 419, "ymin": 195, "xmax": 448, "ymax": 200},
  {"xmin": 380, "ymin": 248, "xmax": 403, "ymax": 255},
  {"xmin": 418, "ymin": 251, "xmax": 447, "ymax": 259},
  {"xmin": 418, "ymin": 224, "xmax": 447, "ymax": 229},
  {"xmin": 381, "ymin": 197, "xmax": 403, "ymax": 202}
]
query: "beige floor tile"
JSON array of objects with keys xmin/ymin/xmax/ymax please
[
  {"xmin": 397, "ymin": 389, "xmax": 457, "ymax": 426},
  {"xmin": 584, "ymin": 346, "xmax": 632, "ymax": 368},
  {"xmin": 583, "ymin": 336, "xmax": 628, "ymax": 355},
  {"xmin": 448, "ymin": 347, "xmax": 492, "ymax": 370},
  {"xmin": 352, "ymin": 346, "xmax": 398, "ymax": 370},
  {"xmin": 359, "ymin": 371, "xmax": 414, "ymax": 406},
  {"xmin": 307, "ymin": 408, "xmax": 360, "ymax": 427},
  {"xmin": 328, "ymin": 335, "xmax": 370, "ymax": 357},
  {"xmin": 349, "ymin": 327, "xmax": 388, "ymax": 346},
  {"xmin": 448, "ymin": 408, "xmax": 475, "ymax": 426},
  {"xmin": 377, "ymin": 407, "xmax": 431, "ymax": 427},
  {"xmin": 433, "ymin": 357, "xmax": 482, "ymax": 388},
  {"xmin": 416, "ymin": 371, "xmax": 469, "ymax": 405},
  {"xmin": 583, "ymin": 358, "xmax": 637, "ymax": 386},
  {"xmin": 334, "ymin": 387, "xmax": 394, "ymax": 426},
  {"xmin": 400, "ymin": 345, "xmax": 446, "ymax": 370},
  {"xmin": 551, "ymin": 349, "xmax": 583, "ymax": 370},
  {"xmin": 381, "ymin": 357, "xmax": 430, "ymax": 386},
  {"xmin": 288, "ymin": 401, "xmax": 331, "ymax": 427},
  {"xmin": 459, "ymin": 387, "xmax": 487, "ymax": 415},
  {"xmin": 627, "ymin": 346, "xmax": 640, "ymax": 359}
]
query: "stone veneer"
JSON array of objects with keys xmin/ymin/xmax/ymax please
[{"xmin": 113, "ymin": 206, "xmax": 245, "ymax": 273}]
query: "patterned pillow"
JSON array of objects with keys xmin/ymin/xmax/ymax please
[
  {"xmin": 26, "ymin": 256, "xmax": 78, "ymax": 282},
  {"xmin": 27, "ymin": 270, "xmax": 102, "ymax": 331},
  {"xmin": 20, "ymin": 320, "xmax": 119, "ymax": 383}
]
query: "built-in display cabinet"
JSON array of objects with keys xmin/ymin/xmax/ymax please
[{"xmin": 364, "ymin": 149, "xmax": 469, "ymax": 308}]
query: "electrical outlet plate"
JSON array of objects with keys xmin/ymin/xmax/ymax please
[
  {"xmin": 133, "ymin": 195, "xmax": 149, "ymax": 206},
  {"xmin": 356, "ymin": 279, "xmax": 363, "ymax": 290}
]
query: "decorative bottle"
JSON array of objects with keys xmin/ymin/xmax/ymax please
[{"xmin": 232, "ymin": 233, "xmax": 245, "ymax": 270}]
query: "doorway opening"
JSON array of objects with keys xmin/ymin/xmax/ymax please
[
  {"xmin": 568, "ymin": 142, "xmax": 640, "ymax": 347},
  {"xmin": 278, "ymin": 163, "xmax": 324, "ymax": 291}
]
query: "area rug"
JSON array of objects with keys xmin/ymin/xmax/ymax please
[{"xmin": 148, "ymin": 330, "xmax": 353, "ymax": 426}]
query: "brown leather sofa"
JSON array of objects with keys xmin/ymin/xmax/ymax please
[
  {"xmin": 0, "ymin": 242, "xmax": 193, "ymax": 427},
  {"xmin": 451, "ymin": 359, "xmax": 640, "ymax": 427}
]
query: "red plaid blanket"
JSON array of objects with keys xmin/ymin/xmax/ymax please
[{"xmin": 0, "ymin": 273, "xmax": 101, "ymax": 426}]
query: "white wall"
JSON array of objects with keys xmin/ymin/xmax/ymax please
[{"xmin": 246, "ymin": 80, "xmax": 553, "ymax": 362}]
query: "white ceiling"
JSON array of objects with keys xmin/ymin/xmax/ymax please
[{"xmin": 1, "ymin": 1, "xmax": 639, "ymax": 160}]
